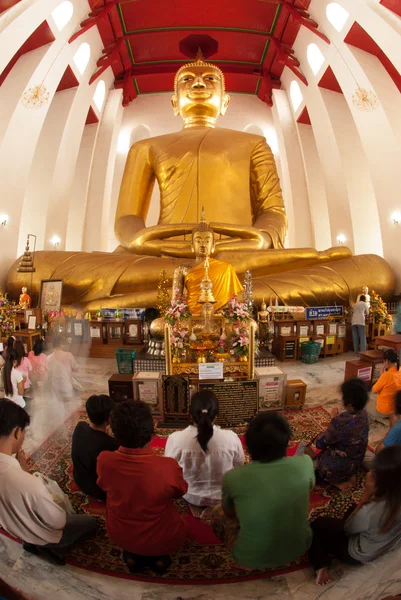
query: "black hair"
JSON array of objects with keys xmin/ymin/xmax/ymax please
[
  {"xmin": 384, "ymin": 349, "xmax": 400, "ymax": 370},
  {"xmin": 13, "ymin": 340, "xmax": 26, "ymax": 365},
  {"xmin": 341, "ymin": 377, "xmax": 368, "ymax": 412},
  {"xmin": 86, "ymin": 394, "xmax": 115, "ymax": 426},
  {"xmin": 190, "ymin": 390, "xmax": 218, "ymax": 453},
  {"xmin": 360, "ymin": 295, "xmax": 366, "ymax": 302},
  {"xmin": 33, "ymin": 338, "xmax": 44, "ymax": 357},
  {"xmin": 395, "ymin": 390, "xmax": 401, "ymax": 416},
  {"xmin": 0, "ymin": 399, "xmax": 30, "ymax": 437},
  {"xmin": 6, "ymin": 337, "xmax": 14, "ymax": 351},
  {"xmin": 374, "ymin": 446, "xmax": 401, "ymax": 533},
  {"xmin": 3, "ymin": 349, "xmax": 18, "ymax": 398},
  {"xmin": 110, "ymin": 400, "xmax": 154, "ymax": 448},
  {"xmin": 245, "ymin": 412, "xmax": 290, "ymax": 462}
]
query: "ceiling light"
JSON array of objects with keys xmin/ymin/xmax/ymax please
[{"xmin": 336, "ymin": 234, "xmax": 346, "ymax": 245}]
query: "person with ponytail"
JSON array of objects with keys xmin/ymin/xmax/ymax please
[
  {"xmin": 165, "ymin": 390, "xmax": 244, "ymax": 508},
  {"xmin": 2, "ymin": 349, "xmax": 26, "ymax": 408},
  {"xmin": 309, "ymin": 445, "xmax": 401, "ymax": 585},
  {"xmin": 370, "ymin": 349, "xmax": 401, "ymax": 418}
]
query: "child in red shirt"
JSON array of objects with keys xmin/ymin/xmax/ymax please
[{"xmin": 97, "ymin": 400, "xmax": 188, "ymax": 573}]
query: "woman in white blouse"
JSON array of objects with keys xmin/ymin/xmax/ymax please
[
  {"xmin": 165, "ymin": 390, "xmax": 245, "ymax": 508},
  {"xmin": 2, "ymin": 349, "xmax": 26, "ymax": 408}
]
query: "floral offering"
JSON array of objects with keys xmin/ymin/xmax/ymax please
[
  {"xmin": 164, "ymin": 291, "xmax": 191, "ymax": 326},
  {"xmin": 370, "ymin": 290, "xmax": 392, "ymax": 328},
  {"xmin": 223, "ymin": 294, "xmax": 250, "ymax": 323}
]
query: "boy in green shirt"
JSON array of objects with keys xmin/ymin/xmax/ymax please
[{"xmin": 211, "ymin": 412, "xmax": 315, "ymax": 570}]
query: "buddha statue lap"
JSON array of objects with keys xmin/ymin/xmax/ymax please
[{"xmin": 6, "ymin": 54, "xmax": 394, "ymax": 307}]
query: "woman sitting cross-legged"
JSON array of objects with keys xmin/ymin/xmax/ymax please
[
  {"xmin": 14, "ymin": 340, "xmax": 33, "ymax": 400},
  {"xmin": 313, "ymin": 377, "xmax": 369, "ymax": 491},
  {"xmin": 309, "ymin": 445, "xmax": 401, "ymax": 585},
  {"xmin": 369, "ymin": 349, "xmax": 401, "ymax": 419},
  {"xmin": 164, "ymin": 390, "xmax": 245, "ymax": 516},
  {"xmin": 28, "ymin": 339, "xmax": 48, "ymax": 387},
  {"xmin": 97, "ymin": 400, "xmax": 188, "ymax": 574}
]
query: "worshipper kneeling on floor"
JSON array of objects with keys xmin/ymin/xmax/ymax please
[
  {"xmin": 48, "ymin": 335, "xmax": 79, "ymax": 400},
  {"xmin": 2, "ymin": 350, "xmax": 26, "ymax": 408},
  {"xmin": 375, "ymin": 391, "xmax": 401, "ymax": 454},
  {"xmin": 164, "ymin": 390, "xmax": 244, "ymax": 516},
  {"xmin": 14, "ymin": 341, "xmax": 32, "ymax": 400},
  {"xmin": 28, "ymin": 338, "xmax": 48, "ymax": 387},
  {"xmin": 309, "ymin": 445, "xmax": 401, "ymax": 586},
  {"xmin": 0, "ymin": 400, "xmax": 97, "ymax": 566},
  {"xmin": 311, "ymin": 378, "xmax": 369, "ymax": 491},
  {"xmin": 97, "ymin": 400, "xmax": 188, "ymax": 574},
  {"xmin": 369, "ymin": 350, "xmax": 401, "ymax": 419},
  {"xmin": 71, "ymin": 394, "xmax": 118, "ymax": 502},
  {"xmin": 210, "ymin": 412, "xmax": 314, "ymax": 570}
]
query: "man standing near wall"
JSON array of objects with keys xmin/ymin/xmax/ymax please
[{"xmin": 352, "ymin": 294, "xmax": 369, "ymax": 355}]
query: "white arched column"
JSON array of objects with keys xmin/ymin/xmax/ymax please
[
  {"xmin": 65, "ymin": 123, "xmax": 99, "ymax": 250},
  {"xmin": 19, "ymin": 88, "xmax": 77, "ymax": 253},
  {"xmin": 42, "ymin": 33, "xmax": 110, "ymax": 251},
  {"xmin": 296, "ymin": 123, "xmax": 332, "ymax": 251},
  {"xmin": 271, "ymin": 88, "xmax": 312, "ymax": 249},
  {"xmin": 83, "ymin": 88, "xmax": 123, "ymax": 252},
  {"xmin": 281, "ymin": 68, "xmax": 355, "ymax": 252}
]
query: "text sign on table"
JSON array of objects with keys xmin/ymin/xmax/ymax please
[
  {"xmin": 199, "ymin": 362, "xmax": 224, "ymax": 380},
  {"xmin": 306, "ymin": 306, "xmax": 343, "ymax": 320}
]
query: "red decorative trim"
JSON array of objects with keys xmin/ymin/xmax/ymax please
[
  {"xmin": 380, "ymin": 0, "xmax": 401, "ymax": 17},
  {"xmin": 297, "ymin": 106, "xmax": 311, "ymax": 124},
  {"xmin": 318, "ymin": 66, "xmax": 343, "ymax": 94},
  {"xmin": 0, "ymin": 21, "xmax": 55, "ymax": 87},
  {"xmin": 345, "ymin": 22, "xmax": 401, "ymax": 94},
  {"xmin": 86, "ymin": 106, "xmax": 99, "ymax": 124},
  {"xmin": 56, "ymin": 65, "xmax": 79, "ymax": 92}
]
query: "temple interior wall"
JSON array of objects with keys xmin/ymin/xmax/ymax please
[{"xmin": 0, "ymin": 0, "xmax": 400, "ymax": 293}]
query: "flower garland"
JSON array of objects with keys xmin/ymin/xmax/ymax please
[
  {"xmin": 165, "ymin": 291, "xmax": 191, "ymax": 351},
  {"xmin": 222, "ymin": 294, "xmax": 250, "ymax": 322},
  {"xmin": 0, "ymin": 293, "xmax": 17, "ymax": 337},
  {"xmin": 370, "ymin": 290, "xmax": 392, "ymax": 328}
]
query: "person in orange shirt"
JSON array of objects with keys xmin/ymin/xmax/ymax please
[{"xmin": 370, "ymin": 350, "xmax": 401, "ymax": 418}]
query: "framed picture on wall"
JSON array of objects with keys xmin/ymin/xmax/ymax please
[{"xmin": 39, "ymin": 280, "xmax": 63, "ymax": 314}]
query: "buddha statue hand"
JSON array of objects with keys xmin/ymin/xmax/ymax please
[
  {"xmin": 210, "ymin": 223, "xmax": 272, "ymax": 252},
  {"xmin": 119, "ymin": 222, "xmax": 272, "ymax": 258}
]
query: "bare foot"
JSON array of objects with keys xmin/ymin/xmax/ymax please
[
  {"xmin": 316, "ymin": 567, "xmax": 332, "ymax": 585},
  {"xmin": 334, "ymin": 474, "xmax": 357, "ymax": 492}
]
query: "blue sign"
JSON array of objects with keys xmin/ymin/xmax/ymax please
[
  {"xmin": 305, "ymin": 306, "xmax": 344, "ymax": 320},
  {"xmin": 102, "ymin": 308, "xmax": 145, "ymax": 320}
]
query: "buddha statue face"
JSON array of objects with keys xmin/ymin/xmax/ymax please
[
  {"xmin": 362, "ymin": 286, "xmax": 369, "ymax": 295},
  {"xmin": 191, "ymin": 230, "xmax": 215, "ymax": 259},
  {"xmin": 172, "ymin": 62, "xmax": 230, "ymax": 126}
]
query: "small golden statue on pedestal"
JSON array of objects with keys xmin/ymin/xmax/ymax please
[
  {"xmin": 258, "ymin": 298, "xmax": 269, "ymax": 323},
  {"xmin": 19, "ymin": 286, "xmax": 31, "ymax": 309}
]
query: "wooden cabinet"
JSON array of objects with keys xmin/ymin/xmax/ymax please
[
  {"xmin": 108, "ymin": 374, "xmax": 134, "ymax": 402},
  {"xmin": 285, "ymin": 379, "xmax": 307, "ymax": 409}
]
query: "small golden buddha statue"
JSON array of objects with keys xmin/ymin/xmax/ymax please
[
  {"xmin": 6, "ymin": 54, "xmax": 394, "ymax": 307},
  {"xmin": 172, "ymin": 213, "xmax": 243, "ymax": 314},
  {"xmin": 258, "ymin": 299, "xmax": 269, "ymax": 323},
  {"xmin": 19, "ymin": 286, "xmax": 31, "ymax": 309}
]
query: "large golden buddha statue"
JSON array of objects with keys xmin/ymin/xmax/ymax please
[{"xmin": 6, "ymin": 54, "xmax": 394, "ymax": 307}]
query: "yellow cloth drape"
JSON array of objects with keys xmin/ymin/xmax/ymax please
[{"xmin": 184, "ymin": 258, "xmax": 243, "ymax": 314}]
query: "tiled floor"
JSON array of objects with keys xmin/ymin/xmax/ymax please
[{"xmin": 1, "ymin": 353, "xmax": 400, "ymax": 600}]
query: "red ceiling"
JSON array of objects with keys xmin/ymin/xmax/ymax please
[
  {"xmin": 297, "ymin": 106, "xmax": 311, "ymax": 124},
  {"xmin": 91, "ymin": 0, "xmax": 315, "ymax": 100}
]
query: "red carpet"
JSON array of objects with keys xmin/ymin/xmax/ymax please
[{"xmin": 1, "ymin": 406, "xmax": 367, "ymax": 584}]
